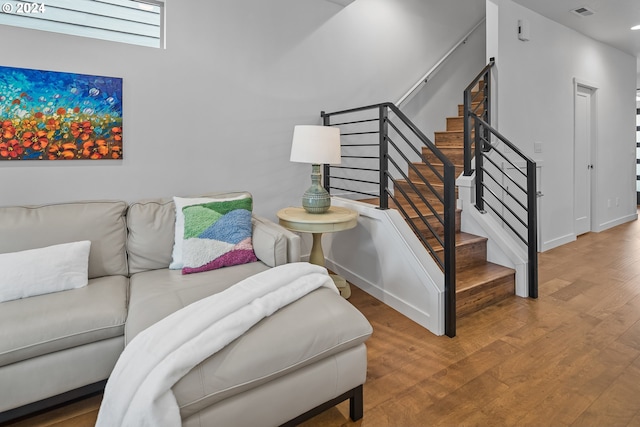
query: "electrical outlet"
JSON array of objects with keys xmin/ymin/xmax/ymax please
[
  {"xmin": 534, "ymin": 141, "xmax": 542, "ymax": 153},
  {"xmin": 607, "ymin": 199, "xmax": 611, "ymax": 208},
  {"xmin": 616, "ymin": 197, "xmax": 619, "ymax": 207}
]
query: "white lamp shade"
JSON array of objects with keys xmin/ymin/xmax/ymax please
[{"xmin": 290, "ymin": 125, "xmax": 342, "ymax": 165}]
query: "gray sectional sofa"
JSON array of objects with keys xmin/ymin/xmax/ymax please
[{"xmin": 0, "ymin": 193, "xmax": 373, "ymax": 426}]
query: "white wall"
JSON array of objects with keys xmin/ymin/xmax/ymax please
[
  {"xmin": 0, "ymin": 0, "xmax": 484, "ymax": 219},
  {"xmin": 487, "ymin": 0, "xmax": 637, "ymax": 251},
  {"xmin": 402, "ymin": 20, "xmax": 487, "ymax": 145}
]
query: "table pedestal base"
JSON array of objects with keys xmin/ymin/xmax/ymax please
[
  {"xmin": 276, "ymin": 206, "xmax": 359, "ymax": 301},
  {"xmin": 330, "ymin": 274, "xmax": 351, "ymax": 299},
  {"xmin": 310, "ymin": 233, "xmax": 325, "ymax": 266},
  {"xmin": 310, "ymin": 233, "xmax": 351, "ymax": 298}
]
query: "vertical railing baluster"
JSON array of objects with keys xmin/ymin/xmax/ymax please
[
  {"xmin": 379, "ymin": 105, "xmax": 389, "ymax": 210},
  {"xmin": 444, "ymin": 159, "xmax": 457, "ymax": 337},
  {"xmin": 322, "ymin": 111, "xmax": 332, "ymax": 194},
  {"xmin": 527, "ymin": 162, "xmax": 538, "ymax": 298},
  {"xmin": 463, "ymin": 88, "xmax": 472, "ymax": 176},
  {"xmin": 482, "ymin": 68, "xmax": 490, "ymax": 151},
  {"xmin": 485, "ymin": 66, "xmax": 491, "ymax": 128},
  {"xmin": 474, "ymin": 118, "xmax": 484, "ymax": 212}
]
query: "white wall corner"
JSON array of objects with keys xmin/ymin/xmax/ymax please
[{"xmin": 323, "ymin": 0, "xmax": 355, "ymax": 6}]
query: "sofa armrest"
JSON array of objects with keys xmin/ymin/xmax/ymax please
[{"xmin": 252, "ymin": 215, "xmax": 301, "ymax": 267}]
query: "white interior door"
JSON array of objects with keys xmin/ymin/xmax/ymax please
[{"xmin": 574, "ymin": 85, "xmax": 593, "ymax": 236}]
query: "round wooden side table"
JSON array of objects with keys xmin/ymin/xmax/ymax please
[{"xmin": 277, "ymin": 206, "xmax": 358, "ymax": 298}]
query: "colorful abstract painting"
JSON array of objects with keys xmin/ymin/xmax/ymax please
[{"xmin": 0, "ymin": 66, "xmax": 122, "ymax": 160}]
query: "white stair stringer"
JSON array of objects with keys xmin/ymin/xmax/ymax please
[{"xmin": 321, "ymin": 197, "xmax": 445, "ymax": 336}]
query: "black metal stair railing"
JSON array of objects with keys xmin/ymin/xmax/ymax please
[
  {"xmin": 470, "ymin": 113, "xmax": 538, "ymax": 298},
  {"xmin": 463, "ymin": 58, "xmax": 538, "ymax": 298},
  {"xmin": 321, "ymin": 102, "xmax": 458, "ymax": 337}
]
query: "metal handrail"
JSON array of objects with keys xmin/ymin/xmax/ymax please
[
  {"xmin": 396, "ymin": 18, "xmax": 485, "ymax": 107},
  {"xmin": 463, "ymin": 57, "xmax": 494, "ymax": 175},
  {"xmin": 321, "ymin": 102, "xmax": 458, "ymax": 337}
]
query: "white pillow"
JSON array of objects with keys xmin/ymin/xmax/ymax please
[
  {"xmin": 170, "ymin": 195, "xmax": 247, "ymax": 269},
  {"xmin": 0, "ymin": 241, "xmax": 91, "ymax": 303}
]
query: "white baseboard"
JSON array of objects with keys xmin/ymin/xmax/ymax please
[
  {"xmin": 594, "ymin": 213, "xmax": 638, "ymax": 232},
  {"xmin": 324, "ymin": 258, "xmax": 436, "ymax": 333},
  {"xmin": 541, "ymin": 233, "xmax": 576, "ymax": 252}
]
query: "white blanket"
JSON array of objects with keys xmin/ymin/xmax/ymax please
[{"xmin": 96, "ymin": 262, "xmax": 336, "ymax": 427}]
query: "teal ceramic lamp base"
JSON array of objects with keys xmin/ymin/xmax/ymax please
[{"xmin": 302, "ymin": 164, "xmax": 331, "ymax": 214}]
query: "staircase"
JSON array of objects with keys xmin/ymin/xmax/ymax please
[{"xmin": 364, "ymin": 89, "xmax": 516, "ymax": 318}]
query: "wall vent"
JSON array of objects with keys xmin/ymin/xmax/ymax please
[{"xmin": 571, "ymin": 6, "xmax": 595, "ymax": 17}]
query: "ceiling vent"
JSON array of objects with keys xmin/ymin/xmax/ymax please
[{"xmin": 570, "ymin": 6, "xmax": 595, "ymax": 17}]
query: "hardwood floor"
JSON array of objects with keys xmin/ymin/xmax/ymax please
[
  {"xmin": 3, "ymin": 395, "xmax": 102, "ymax": 427},
  {"xmin": 5, "ymin": 215, "xmax": 640, "ymax": 426}
]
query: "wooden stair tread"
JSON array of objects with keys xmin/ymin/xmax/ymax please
[
  {"xmin": 434, "ymin": 131, "xmax": 464, "ymax": 148},
  {"xmin": 408, "ymin": 164, "xmax": 461, "ymax": 187},
  {"xmin": 434, "ymin": 130, "xmax": 463, "ymax": 136},
  {"xmin": 456, "ymin": 262, "xmax": 515, "ymax": 292},
  {"xmin": 386, "ymin": 197, "xmax": 458, "ymax": 218},
  {"xmin": 395, "ymin": 179, "xmax": 452, "ymax": 190},
  {"xmin": 410, "ymin": 161, "xmax": 463, "ymax": 170},
  {"xmin": 422, "ymin": 146, "xmax": 464, "ymax": 156},
  {"xmin": 434, "ymin": 131, "xmax": 465, "ymax": 141},
  {"xmin": 403, "ymin": 207, "xmax": 459, "ymax": 221},
  {"xmin": 395, "ymin": 200, "xmax": 442, "ymax": 218},
  {"xmin": 458, "ymin": 103, "xmax": 484, "ymax": 116},
  {"xmin": 430, "ymin": 231, "xmax": 486, "ymax": 252},
  {"xmin": 411, "ymin": 160, "xmax": 464, "ymax": 168}
]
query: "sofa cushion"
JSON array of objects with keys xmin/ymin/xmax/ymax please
[
  {"xmin": 125, "ymin": 262, "xmax": 271, "ymax": 343},
  {"xmin": 125, "ymin": 265, "xmax": 373, "ymax": 417},
  {"xmin": 127, "ymin": 197, "xmax": 176, "ymax": 275},
  {"xmin": 0, "ymin": 275, "xmax": 128, "ymax": 368},
  {"xmin": 176, "ymin": 287, "xmax": 372, "ymax": 417},
  {"xmin": 0, "ymin": 201, "xmax": 128, "ymax": 279}
]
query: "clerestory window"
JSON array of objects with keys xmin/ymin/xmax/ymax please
[{"xmin": 0, "ymin": 0, "xmax": 164, "ymax": 48}]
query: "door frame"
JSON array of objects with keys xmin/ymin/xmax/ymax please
[
  {"xmin": 573, "ymin": 78, "xmax": 598, "ymax": 236},
  {"xmin": 636, "ymin": 104, "xmax": 640, "ymax": 205}
]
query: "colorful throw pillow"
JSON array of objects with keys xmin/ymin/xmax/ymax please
[
  {"xmin": 170, "ymin": 196, "xmax": 221, "ymax": 270},
  {"xmin": 181, "ymin": 197, "xmax": 257, "ymax": 274}
]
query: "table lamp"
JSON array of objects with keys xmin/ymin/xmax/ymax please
[{"xmin": 290, "ymin": 125, "xmax": 341, "ymax": 214}]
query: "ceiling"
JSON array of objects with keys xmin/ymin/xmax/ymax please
[{"xmin": 512, "ymin": 0, "xmax": 640, "ymax": 71}]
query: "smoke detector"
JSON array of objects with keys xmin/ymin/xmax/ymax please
[{"xmin": 570, "ymin": 6, "xmax": 595, "ymax": 17}]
